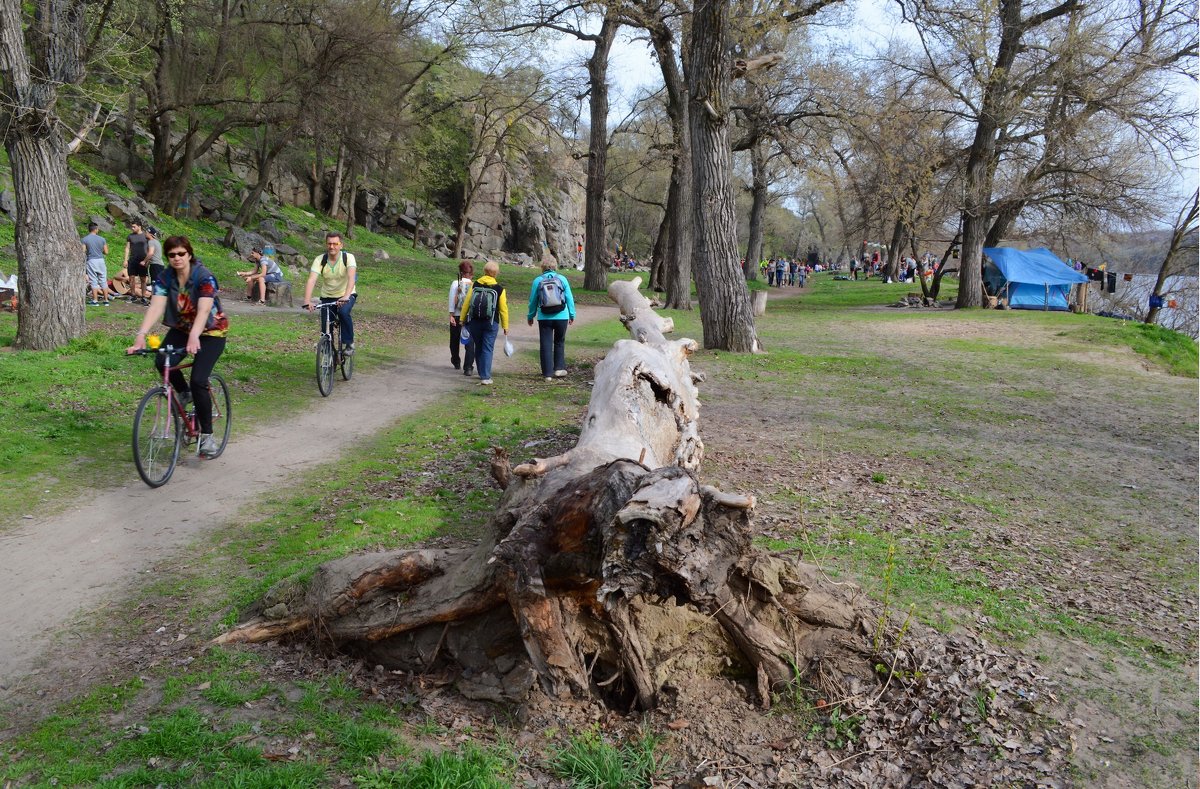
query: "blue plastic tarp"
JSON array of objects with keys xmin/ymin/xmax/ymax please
[{"xmin": 983, "ymin": 247, "xmax": 1088, "ymax": 311}]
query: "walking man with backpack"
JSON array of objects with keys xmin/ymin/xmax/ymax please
[
  {"xmin": 458, "ymin": 260, "xmax": 508, "ymax": 386},
  {"xmin": 527, "ymin": 260, "xmax": 576, "ymax": 382}
]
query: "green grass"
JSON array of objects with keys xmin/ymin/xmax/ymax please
[
  {"xmin": 790, "ymin": 271, "xmax": 959, "ymax": 309},
  {"xmin": 1071, "ymin": 320, "xmax": 1198, "ymax": 377},
  {"xmin": 355, "ymin": 744, "xmax": 514, "ymax": 788},
  {"xmin": 549, "ymin": 727, "xmax": 664, "ymax": 789}
]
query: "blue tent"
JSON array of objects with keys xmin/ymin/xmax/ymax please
[{"xmin": 982, "ymin": 247, "xmax": 1088, "ymax": 311}]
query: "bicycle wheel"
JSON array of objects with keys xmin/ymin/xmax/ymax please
[
  {"xmin": 340, "ymin": 344, "xmax": 354, "ymax": 381},
  {"xmin": 132, "ymin": 387, "xmax": 182, "ymax": 487},
  {"xmin": 316, "ymin": 335, "xmax": 335, "ymax": 397},
  {"xmin": 206, "ymin": 373, "xmax": 232, "ymax": 458}
]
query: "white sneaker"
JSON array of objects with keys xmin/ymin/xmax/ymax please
[
  {"xmin": 554, "ymin": 370, "xmax": 567, "ymax": 378},
  {"xmin": 198, "ymin": 433, "xmax": 219, "ymax": 457},
  {"xmin": 480, "ymin": 379, "xmax": 493, "ymax": 386}
]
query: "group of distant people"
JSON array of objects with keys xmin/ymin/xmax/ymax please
[
  {"xmin": 749, "ymin": 256, "xmax": 816, "ymax": 287},
  {"xmin": 80, "ymin": 220, "xmax": 162, "ymax": 306},
  {"xmin": 448, "ymin": 258, "xmax": 576, "ymax": 385},
  {"xmin": 84, "ymin": 211, "xmax": 577, "ymax": 460},
  {"xmin": 849, "ymin": 251, "xmax": 939, "ymax": 283}
]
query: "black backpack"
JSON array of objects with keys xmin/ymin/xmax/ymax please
[{"xmin": 468, "ymin": 281, "xmax": 501, "ymax": 322}]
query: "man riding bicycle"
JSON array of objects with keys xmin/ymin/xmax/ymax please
[{"xmin": 303, "ymin": 232, "xmax": 357, "ymax": 354}]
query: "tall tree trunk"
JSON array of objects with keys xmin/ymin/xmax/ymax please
[
  {"xmin": 583, "ymin": 11, "xmax": 618, "ymax": 292},
  {"xmin": 164, "ymin": 117, "xmax": 198, "ymax": 216},
  {"xmin": 452, "ymin": 174, "xmax": 474, "ymax": 260},
  {"xmin": 687, "ymin": 0, "xmax": 758, "ymax": 352},
  {"xmin": 744, "ymin": 138, "xmax": 767, "ymax": 274},
  {"xmin": 1145, "ymin": 190, "xmax": 1199, "ymax": 326},
  {"xmin": 648, "ymin": 15, "xmax": 693, "ymax": 309},
  {"xmin": 143, "ymin": 18, "xmax": 175, "ymax": 206},
  {"xmin": 124, "ymin": 90, "xmax": 138, "ymax": 177},
  {"xmin": 984, "ymin": 201, "xmax": 1024, "ymax": 248},
  {"xmin": 308, "ymin": 141, "xmax": 323, "ymax": 209},
  {"xmin": 225, "ymin": 131, "xmax": 292, "ymax": 246},
  {"xmin": 955, "ymin": 0, "xmax": 1066, "ymax": 309},
  {"xmin": 343, "ymin": 157, "xmax": 359, "ymax": 239},
  {"xmin": 0, "ymin": 0, "xmax": 88, "ymax": 349},
  {"xmin": 329, "ymin": 142, "xmax": 346, "ymax": 219},
  {"xmin": 649, "ymin": 203, "xmax": 670, "ymax": 292},
  {"xmin": 884, "ymin": 218, "xmax": 904, "ymax": 281}
]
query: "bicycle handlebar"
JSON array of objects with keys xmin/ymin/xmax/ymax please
[{"xmin": 128, "ymin": 345, "xmax": 186, "ymax": 357}]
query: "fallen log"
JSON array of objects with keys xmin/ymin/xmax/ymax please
[{"xmin": 216, "ymin": 277, "xmax": 877, "ymax": 710}]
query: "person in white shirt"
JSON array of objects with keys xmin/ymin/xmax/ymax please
[{"xmin": 448, "ymin": 260, "xmax": 475, "ymax": 374}]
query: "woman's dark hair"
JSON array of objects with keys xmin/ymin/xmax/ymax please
[
  {"xmin": 163, "ymin": 236, "xmax": 194, "ymax": 259},
  {"xmin": 458, "ymin": 260, "xmax": 474, "ymax": 276}
]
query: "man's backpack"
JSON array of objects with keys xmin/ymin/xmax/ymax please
[
  {"xmin": 320, "ymin": 251, "xmax": 352, "ymax": 274},
  {"xmin": 468, "ymin": 281, "xmax": 500, "ymax": 322},
  {"xmin": 537, "ymin": 274, "xmax": 566, "ymax": 313}
]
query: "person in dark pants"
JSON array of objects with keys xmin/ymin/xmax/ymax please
[
  {"xmin": 458, "ymin": 261, "xmax": 508, "ymax": 386},
  {"xmin": 527, "ymin": 260, "xmax": 576, "ymax": 381},
  {"xmin": 125, "ymin": 235, "xmax": 230, "ymax": 457},
  {"xmin": 448, "ymin": 260, "xmax": 475, "ymax": 374},
  {"xmin": 124, "ymin": 221, "xmax": 150, "ymax": 305}
]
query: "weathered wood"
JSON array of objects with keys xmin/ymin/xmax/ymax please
[{"xmin": 217, "ymin": 279, "xmax": 878, "ymax": 711}]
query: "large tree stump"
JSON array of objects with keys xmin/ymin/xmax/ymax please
[{"xmin": 216, "ymin": 277, "xmax": 877, "ymax": 709}]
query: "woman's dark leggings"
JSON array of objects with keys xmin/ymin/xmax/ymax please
[
  {"xmin": 537, "ymin": 319, "xmax": 568, "ymax": 376},
  {"xmin": 450, "ymin": 319, "xmax": 475, "ymax": 371},
  {"xmin": 157, "ymin": 328, "xmax": 226, "ymax": 433}
]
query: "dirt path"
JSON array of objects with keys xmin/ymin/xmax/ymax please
[{"xmin": 0, "ymin": 302, "xmax": 614, "ymax": 691}]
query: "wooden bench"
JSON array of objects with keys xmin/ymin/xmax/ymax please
[{"xmin": 265, "ymin": 281, "xmax": 293, "ymax": 308}]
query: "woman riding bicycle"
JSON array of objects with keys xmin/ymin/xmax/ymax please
[
  {"xmin": 126, "ymin": 235, "xmax": 230, "ymax": 457},
  {"xmin": 302, "ymin": 231, "xmax": 357, "ymax": 354}
]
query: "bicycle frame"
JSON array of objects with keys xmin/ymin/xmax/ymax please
[
  {"xmin": 310, "ymin": 301, "xmax": 354, "ymax": 396},
  {"xmin": 149, "ymin": 346, "xmax": 202, "ymax": 443}
]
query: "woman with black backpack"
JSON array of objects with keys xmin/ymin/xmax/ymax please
[
  {"xmin": 458, "ymin": 261, "xmax": 509, "ymax": 386},
  {"xmin": 526, "ymin": 260, "xmax": 576, "ymax": 382}
]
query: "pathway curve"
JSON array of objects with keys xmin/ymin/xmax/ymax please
[{"xmin": 0, "ymin": 301, "xmax": 614, "ymax": 691}]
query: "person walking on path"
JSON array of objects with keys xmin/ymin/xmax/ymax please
[
  {"xmin": 125, "ymin": 235, "xmax": 230, "ymax": 457},
  {"xmin": 303, "ymin": 232, "xmax": 358, "ymax": 355},
  {"xmin": 459, "ymin": 260, "xmax": 508, "ymax": 386},
  {"xmin": 81, "ymin": 222, "xmax": 110, "ymax": 306},
  {"xmin": 527, "ymin": 260, "xmax": 575, "ymax": 381},
  {"xmin": 124, "ymin": 222, "xmax": 150, "ymax": 305},
  {"xmin": 448, "ymin": 260, "xmax": 475, "ymax": 374},
  {"xmin": 145, "ymin": 226, "xmax": 164, "ymax": 288}
]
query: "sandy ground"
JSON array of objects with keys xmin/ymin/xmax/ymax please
[{"xmin": 0, "ymin": 301, "xmax": 614, "ymax": 692}]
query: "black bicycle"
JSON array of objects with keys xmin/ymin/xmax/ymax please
[
  {"xmin": 309, "ymin": 301, "xmax": 354, "ymax": 396},
  {"xmin": 129, "ymin": 345, "xmax": 232, "ymax": 487}
]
